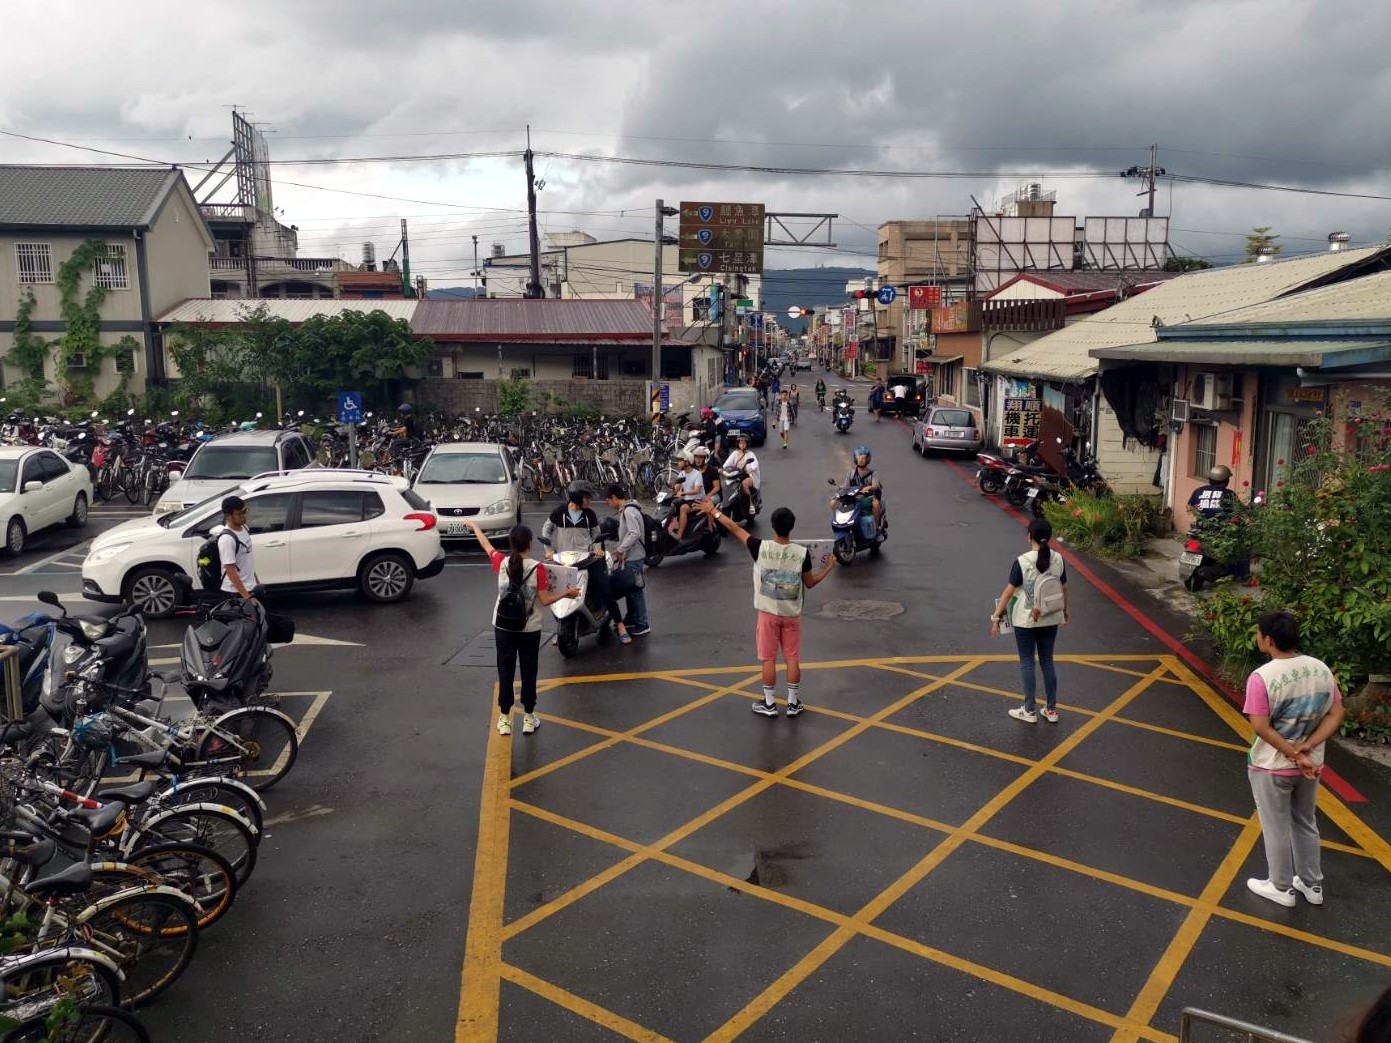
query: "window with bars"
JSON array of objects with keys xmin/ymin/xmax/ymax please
[
  {"xmin": 93, "ymin": 243, "xmax": 129, "ymax": 290},
  {"xmin": 1192, "ymin": 422, "xmax": 1218, "ymax": 478},
  {"xmin": 14, "ymin": 243, "xmax": 53, "ymax": 284},
  {"xmin": 115, "ymin": 349, "xmax": 137, "ymax": 374},
  {"xmin": 572, "ymin": 354, "xmax": 609, "ymax": 380},
  {"xmin": 509, "ymin": 368, "xmax": 531, "ymax": 380}
]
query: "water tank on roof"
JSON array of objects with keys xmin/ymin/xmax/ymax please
[
  {"xmin": 362, "ymin": 242, "xmax": 376, "ymax": 271},
  {"xmin": 491, "ymin": 242, "xmax": 506, "ymax": 258}
]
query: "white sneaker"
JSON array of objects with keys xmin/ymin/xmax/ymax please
[
  {"xmin": 1292, "ymin": 876, "xmax": 1324, "ymax": 906},
  {"xmin": 497, "ymin": 715, "xmax": 512, "ymax": 736},
  {"xmin": 1008, "ymin": 706, "xmax": 1038, "ymax": 724},
  {"xmin": 522, "ymin": 713, "xmax": 540, "ymax": 735},
  {"xmin": 1246, "ymin": 878, "xmax": 1296, "ymax": 907},
  {"xmin": 1040, "ymin": 708, "xmax": 1060, "ymax": 724}
]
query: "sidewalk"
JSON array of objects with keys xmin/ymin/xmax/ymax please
[{"xmin": 1102, "ymin": 534, "xmax": 1196, "ymax": 619}]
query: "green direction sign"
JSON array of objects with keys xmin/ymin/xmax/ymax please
[{"xmin": 678, "ymin": 201, "xmax": 766, "ymax": 274}]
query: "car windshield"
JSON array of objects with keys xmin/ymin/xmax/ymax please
[
  {"xmin": 182, "ymin": 446, "xmax": 279, "ymax": 481},
  {"xmin": 157, "ymin": 487, "xmax": 235, "ymax": 528},
  {"xmin": 418, "ymin": 453, "xmax": 508, "ymax": 484},
  {"xmin": 715, "ymin": 391, "xmax": 760, "ymax": 412},
  {"xmin": 933, "ymin": 409, "xmax": 975, "ymax": 428},
  {"xmin": 0, "ymin": 461, "xmax": 15, "ymax": 494}
]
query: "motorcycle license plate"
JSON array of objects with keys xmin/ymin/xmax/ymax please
[
  {"xmin": 1180, "ymin": 552, "xmax": 1203, "ymax": 566},
  {"xmin": 1025, "ymin": 487, "xmax": 1039, "ymax": 499}
]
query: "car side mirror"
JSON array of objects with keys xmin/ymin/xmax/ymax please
[{"xmin": 23, "ymin": 481, "xmax": 42, "ymax": 493}]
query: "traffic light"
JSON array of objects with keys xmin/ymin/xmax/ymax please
[
  {"xmin": 854, "ymin": 289, "xmax": 874, "ymax": 300},
  {"xmin": 793, "ymin": 307, "xmax": 813, "ymax": 317}
]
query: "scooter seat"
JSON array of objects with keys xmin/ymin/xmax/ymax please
[{"xmin": 26, "ymin": 861, "xmax": 93, "ymax": 899}]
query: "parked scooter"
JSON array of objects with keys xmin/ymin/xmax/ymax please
[
  {"xmin": 974, "ymin": 451, "xmax": 1013, "ymax": 495},
  {"xmin": 828, "ymin": 478, "xmax": 887, "ymax": 564},
  {"xmin": 832, "ymin": 392, "xmax": 855, "ymax": 434},
  {"xmin": 718, "ymin": 465, "xmax": 761, "ymax": 526},
  {"xmin": 645, "ymin": 489, "xmax": 722, "ymax": 565},
  {"xmin": 180, "ymin": 596, "xmax": 277, "ymax": 713},
  {"xmin": 1179, "ymin": 495, "xmax": 1260, "ymax": 591},
  {"xmin": 548, "ymin": 548, "xmax": 620, "ymax": 658}
]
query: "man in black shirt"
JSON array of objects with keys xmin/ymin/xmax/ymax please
[
  {"xmin": 388, "ymin": 403, "xmax": 416, "ymax": 440},
  {"xmin": 693, "ymin": 446, "xmax": 721, "ymax": 499}
]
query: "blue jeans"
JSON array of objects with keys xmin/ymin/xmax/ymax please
[
  {"xmin": 1013, "ymin": 625, "xmax": 1059, "ymax": 712},
  {"xmin": 618, "ymin": 562, "xmax": 648, "ymax": 629}
]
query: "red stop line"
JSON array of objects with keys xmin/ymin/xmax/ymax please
[{"xmin": 917, "ymin": 437, "xmax": 1368, "ymax": 804}]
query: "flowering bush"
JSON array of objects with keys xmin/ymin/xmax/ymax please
[
  {"xmin": 1043, "ymin": 490, "xmax": 1161, "ymax": 558},
  {"xmin": 1198, "ymin": 407, "xmax": 1391, "ymax": 706}
]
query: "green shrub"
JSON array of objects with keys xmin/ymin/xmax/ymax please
[{"xmin": 1042, "ymin": 490, "xmax": 1160, "ymax": 558}]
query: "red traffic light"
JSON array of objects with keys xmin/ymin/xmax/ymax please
[{"xmin": 854, "ymin": 290, "xmax": 874, "ymax": 300}]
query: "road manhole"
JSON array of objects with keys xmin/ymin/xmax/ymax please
[{"xmin": 817, "ymin": 599, "xmax": 905, "ymax": 621}]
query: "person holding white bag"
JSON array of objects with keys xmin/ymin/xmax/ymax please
[{"xmin": 990, "ymin": 517, "xmax": 1070, "ymax": 724}]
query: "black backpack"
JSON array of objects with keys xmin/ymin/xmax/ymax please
[
  {"xmin": 625, "ymin": 504, "xmax": 665, "ymax": 566},
  {"xmin": 196, "ymin": 529, "xmax": 247, "ymax": 592},
  {"xmin": 494, "ymin": 561, "xmax": 538, "ymax": 632}
]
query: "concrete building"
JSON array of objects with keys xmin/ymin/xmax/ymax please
[
  {"xmin": 0, "ymin": 165, "xmax": 213, "ymax": 400},
  {"xmin": 876, "ymin": 218, "xmax": 973, "ymax": 369}
]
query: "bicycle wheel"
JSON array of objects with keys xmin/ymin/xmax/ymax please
[
  {"xmin": 127, "ymin": 806, "xmax": 258, "ymax": 887},
  {"xmin": 102, "ymin": 843, "xmax": 238, "ymax": 930},
  {"xmin": 0, "ymin": 950, "xmax": 120, "ymax": 1010},
  {"xmin": 158, "ymin": 777, "xmax": 266, "ymax": 834},
  {"xmin": 196, "ymin": 705, "xmax": 299, "ymax": 793},
  {"xmin": 78, "ymin": 891, "xmax": 198, "ymax": 1008},
  {"xmin": 122, "ymin": 467, "xmax": 142, "ymax": 505},
  {"xmin": 2, "ymin": 1004, "xmax": 150, "ymax": 1043}
]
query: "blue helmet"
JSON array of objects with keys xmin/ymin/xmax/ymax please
[
  {"xmin": 853, "ymin": 445, "xmax": 871, "ymax": 461},
  {"xmin": 398, "ymin": 403, "xmax": 413, "ymax": 414}
]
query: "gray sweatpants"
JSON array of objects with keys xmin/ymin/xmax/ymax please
[{"xmin": 1249, "ymin": 769, "xmax": 1322, "ymax": 889}]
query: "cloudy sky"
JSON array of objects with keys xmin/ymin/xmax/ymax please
[{"xmin": 4, "ymin": 0, "xmax": 1390, "ymax": 286}]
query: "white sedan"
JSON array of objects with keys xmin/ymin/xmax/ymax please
[
  {"xmin": 0, "ymin": 446, "xmax": 92, "ymax": 555},
  {"xmin": 412, "ymin": 442, "xmax": 521, "ymax": 540}
]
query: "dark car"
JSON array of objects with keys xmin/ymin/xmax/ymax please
[
  {"xmin": 876, "ymin": 374, "xmax": 929, "ymax": 419},
  {"xmin": 713, "ymin": 388, "xmax": 767, "ymax": 446}
]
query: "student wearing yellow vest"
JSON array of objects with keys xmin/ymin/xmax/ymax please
[{"xmin": 702, "ymin": 499, "xmax": 835, "ymax": 716}]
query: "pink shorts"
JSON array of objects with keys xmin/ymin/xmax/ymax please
[{"xmin": 756, "ymin": 611, "xmax": 802, "ymax": 661}]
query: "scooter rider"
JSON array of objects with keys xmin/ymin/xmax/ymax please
[
  {"xmin": 725, "ymin": 433, "xmax": 762, "ymax": 513},
  {"xmin": 543, "ymin": 481, "xmax": 631, "ymax": 644},
  {"xmin": 815, "ymin": 377, "xmax": 827, "ymax": 411},
  {"xmin": 672, "ymin": 451, "xmax": 705, "ymax": 542},
  {"xmin": 693, "ymin": 445, "xmax": 721, "ymax": 498},
  {"xmin": 1188, "ymin": 464, "xmax": 1250, "ymax": 580},
  {"xmin": 842, "ymin": 446, "xmax": 883, "ymax": 531}
]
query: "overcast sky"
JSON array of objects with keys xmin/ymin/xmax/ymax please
[{"xmin": 4, "ymin": 0, "xmax": 1390, "ymax": 286}]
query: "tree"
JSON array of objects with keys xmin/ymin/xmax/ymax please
[
  {"xmin": 1242, "ymin": 226, "xmax": 1282, "ymax": 263},
  {"xmin": 1164, "ymin": 255, "xmax": 1214, "ymax": 273}
]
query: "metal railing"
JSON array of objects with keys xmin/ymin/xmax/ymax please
[
  {"xmin": 0, "ymin": 645, "xmax": 23, "ymax": 723},
  {"xmin": 209, "ymin": 256, "xmax": 246, "ymax": 271},
  {"xmin": 1180, "ymin": 1008, "xmax": 1316, "ymax": 1043}
]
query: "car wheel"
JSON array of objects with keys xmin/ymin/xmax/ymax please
[
  {"xmin": 360, "ymin": 552, "xmax": 415, "ymax": 604},
  {"xmin": 125, "ymin": 565, "xmax": 183, "ymax": 618},
  {"xmin": 4, "ymin": 517, "xmax": 25, "ymax": 556},
  {"xmin": 67, "ymin": 493, "xmax": 89, "ymax": 529}
]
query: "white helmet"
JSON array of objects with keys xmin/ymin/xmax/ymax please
[
  {"xmin": 693, "ymin": 445, "xmax": 710, "ymax": 459},
  {"xmin": 677, "ymin": 449, "xmax": 695, "ymax": 465}
]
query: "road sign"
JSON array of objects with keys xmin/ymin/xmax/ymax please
[
  {"xmin": 678, "ymin": 201, "xmax": 766, "ymax": 274},
  {"xmin": 336, "ymin": 391, "xmax": 363, "ymax": 425},
  {"xmin": 735, "ymin": 298, "xmax": 754, "ymax": 313},
  {"xmin": 787, "ymin": 306, "xmax": 801, "ymax": 319},
  {"xmin": 908, "ymin": 285, "xmax": 942, "ymax": 310},
  {"xmin": 876, "ymin": 286, "xmax": 897, "ymax": 305}
]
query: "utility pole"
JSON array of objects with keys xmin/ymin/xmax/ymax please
[
  {"xmin": 1123, "ymin": 145, "xmax": 1166, "ymax": 217},
  {"xmin": 400, "ymin": 218, "xmax": 411, "ymax": 297},
  {"xmin": 652, "ymin": 199, "xmax": 666, "ymax": 418},
  {"xmin": 524, "ymin": 127, "xmax": 543, "ymax": 298},
  {"xmin": 472, "ymin": 235, "xmax": 480, "ymax": 295}
]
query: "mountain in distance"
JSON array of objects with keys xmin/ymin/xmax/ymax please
[{"xmin": 760, "ymin": 266, "xmax": 874, "ymax": 334}]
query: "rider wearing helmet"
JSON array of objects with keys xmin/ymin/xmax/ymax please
[
  {"xmin": 692, "ymin": 445, "xmax": 721, "ymax": 498},
  {"xmin": 1189, "ymin": 465, "xmax": 1236, "ymax": 519},
  {"xmin": 388, "ymin": 403, "xmax": 415, "ymax": 440},
  {"xmin": 702, "ymin": 406, "xmax": 728, "ymax": 456},
  {"xmin": 725, "ymin": 431, "xmax": 761, "ymax": 513},
  {"xmin": 848, "ymin": 446, "xmax": 883, "ymax": 530},
  {"xmin": 543, "ymin": 481, "xmax": 631, "ymax": 643},
  {"xmin": 672, "ymin": 450, "xmax": 706, "ymax": 541}
]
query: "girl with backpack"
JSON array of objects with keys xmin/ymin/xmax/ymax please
[
  {"xmin": 990, "ymin": 517, "xmax": 1070, "ymax": 724},
  {"xmin": 465, "ymin": 521, "xmax": 580, "ymax": 736}
]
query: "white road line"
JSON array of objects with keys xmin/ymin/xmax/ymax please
[{"xmin": 15, "ymin": 541, "xmax": 90, "ymax": 575}]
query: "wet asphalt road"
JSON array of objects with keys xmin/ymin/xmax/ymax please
[{"xmin": 1, "ymin": 377, "xmax": 1388, "ymax": 1043}]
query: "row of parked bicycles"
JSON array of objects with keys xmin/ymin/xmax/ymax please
[{"xmin": 0, "ymin": 581, "xmax": 299, "ymax": 1040}]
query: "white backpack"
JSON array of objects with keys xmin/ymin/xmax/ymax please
[{"xmin": 1021, "ymin": 553, "xmax": 1066, "ymax": 622}]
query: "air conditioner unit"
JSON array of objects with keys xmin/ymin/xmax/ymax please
[
  {"xmin": 1171, "ymin": 399, "xmax": 1191, "ymax": 424},
  {"xmin": 1191, "ymin": 371, "xmax": 1234, "ymax": 410}
]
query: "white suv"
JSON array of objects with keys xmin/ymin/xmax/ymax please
[{"xmin": 83, "ymin": 471, "xmax": 445, "ymax": 617}]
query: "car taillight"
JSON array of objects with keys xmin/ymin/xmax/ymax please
[
  {"xmin": 405, "ymin": 512, "xmax": 437, "ymax": 532},
  {"xmin": 926, "ymin": 428, "xmax": 936, "ymax": 437},
  {"xmin": 1186, "ymin": 539, "xmax": 1201, "ymax": 552}
]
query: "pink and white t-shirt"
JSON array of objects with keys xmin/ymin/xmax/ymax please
[{"xmin": 1243, "ymin": 654, "xmax": 1342, "ymax": 776}]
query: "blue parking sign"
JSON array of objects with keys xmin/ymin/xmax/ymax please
[{"xmin": 336, "ymin": 391, "xmax": 363, "ymax": 425}]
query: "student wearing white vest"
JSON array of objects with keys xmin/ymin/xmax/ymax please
[
  {"xmin": 702, "ymin": 500, "xmax": 835, "ymax": 717},
  {"xmin": 1242, "ymin": 610, "xmax": 1344, "ymax": 907},
  {"xmin": 991, "ymin": 517, "xmax": 1070, "ymax": 723}
]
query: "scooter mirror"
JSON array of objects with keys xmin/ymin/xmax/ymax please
[{"xmin": 36, "ymin": 590, "xmax": 61, "ymax": 609}]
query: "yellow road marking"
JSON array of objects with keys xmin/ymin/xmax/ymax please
[
  {"xmin": 500, "ymin": 964, "xmax": 677, "ymax": 1042},
  {"xmin": 705, "ymin": 662, "xmax": 1173, "ymax": 1042},
  {"xmin": 1112, "ymin": 818, "xmax": 1263, "ymax": 1043},
  {"xmin": 457, "ymin": 685, "xmax": 511, "ymax": 1043}
]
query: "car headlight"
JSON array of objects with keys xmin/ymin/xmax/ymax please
[
  {"xmin": 153, "ymin": 500, "xmax": 183, "ymax": 515},
  {"xmin": 481, "ymin": 499, "xmax": 511, "ymax": 517},
  {"xmin": 86, "ymin": 542, "xmax": 132, "ymax": 564}
]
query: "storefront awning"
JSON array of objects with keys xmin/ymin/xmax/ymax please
[{"xmin": 1090, "ymin": 339, "xmax": 1391, "ymax": 370}]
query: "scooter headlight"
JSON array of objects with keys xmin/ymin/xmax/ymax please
[{"xmin": 78, "ymin": 619, "xmax": 106, "ymax": 641}]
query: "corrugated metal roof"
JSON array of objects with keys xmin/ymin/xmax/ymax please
[
  {"xmin": 1091, "ymin": 340, "xmax": 1391, "ymax": 368},
  {"xmin": 987, "ymin": 270, "xmax": 1180, "ymax": 297},
  {"xmin": 981, "ymin": 246, "xmax": 1391, "ymax": 381},
  {"xmin": 156, "ymin": 299, "xmax": 419, "ymax": 324},
  {"xmin": 0, "ymin": 166, "xmax": 181, "ymax": 228},
  {"xmin": 411, "ymin": 299, "xmax": 656, "ymax": 340},
  {"xmin": 1181, "ymin": 269, "xmax": 1391, "ymax": 326}
]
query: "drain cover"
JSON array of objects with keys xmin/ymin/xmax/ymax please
[{"xmin": 817, "ymin": 599, "xmax": 905, "ymax": 621}]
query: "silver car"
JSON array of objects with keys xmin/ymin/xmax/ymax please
[{"xmin": 913, "ymin": 406, "xmax": 983, "ymax": 456}]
